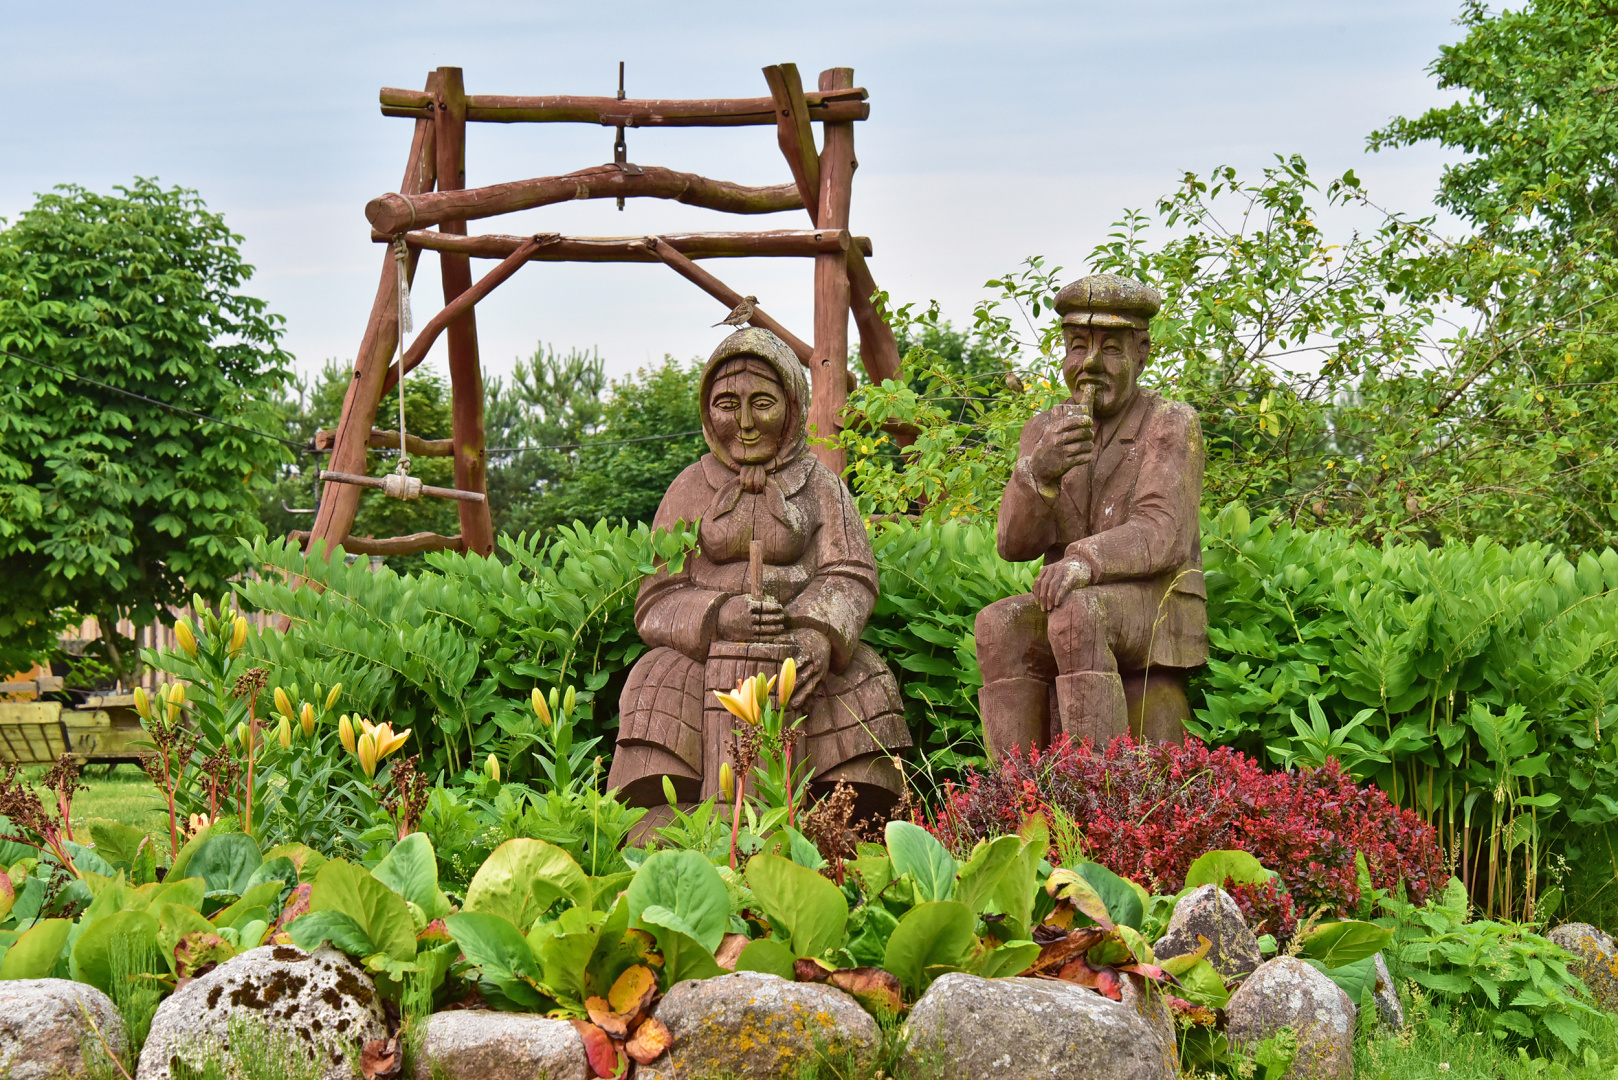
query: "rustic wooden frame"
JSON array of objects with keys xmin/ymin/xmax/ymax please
[{"xmin": 305, "ymin": 63, "xmax": 900, "ymax": 561}]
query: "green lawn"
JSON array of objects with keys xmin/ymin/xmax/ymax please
[{"xmin": 21, "ymin": 763, "xmax": 172, "ymax": 843}]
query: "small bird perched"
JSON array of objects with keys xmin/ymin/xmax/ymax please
[{"xmin": 713, "ymin": 296, "xmax": 758, "ymax": 328}]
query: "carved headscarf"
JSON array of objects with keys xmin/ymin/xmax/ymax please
[{"xmin": 697, "ymin": 328, "xmax": 813, "ymax": 564}]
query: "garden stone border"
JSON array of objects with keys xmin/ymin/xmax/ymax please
[{"xmin": 0, "ymin": 978, "xmax": 124, "ymax": 1080}]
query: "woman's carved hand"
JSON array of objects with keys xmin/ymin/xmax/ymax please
[
  {"xmin": 785, "ymin": 627, "xmax": 832, "ymax": 709},
  {"xmin": 718, "ymin": 595, "xmax": 787, "ymax": 641}
]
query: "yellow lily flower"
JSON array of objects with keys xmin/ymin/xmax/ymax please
[
  {"xmin": 338, "ymin": 714, "xmax": 357, "ymax": 754},
  {"xmin": 779, "ymin": 657, "xmax": 797, "ymax": 707},
  {"xmin": 356, "ymin": 732, "xmax": 379, "ymax": 778},
  {"xmin": 175, "ymin": 620, "xmax": 198, "ymax": 659},
  {"xmin": 713, "ymin": 678, "xmax": 760, "ymax": 726},
  {"xmin": 373, "ymin": 722, "xmax": 411, "ymax": 759},
  {"xmin": 229, "ymin": 616, "xmax": 248, "ymax": 656}
]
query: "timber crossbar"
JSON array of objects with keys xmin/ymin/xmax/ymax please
[
  {"xmin": 301, "ymin": 62, "xmax": 904, "ymax": 566},
  {"xmin": 377, "ymin": 87, "xmax": 870, "ymax": 126}
]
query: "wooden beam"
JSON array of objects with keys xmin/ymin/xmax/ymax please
[
  {"xmin": 306, "ymin": 71, "xmax": 439, "ymax": 558},
  {"xmin": 386, "ymin": 228, "xmax": 868, "ymax": 261},
  {"xmin": 641, "ymin": 237, "xmax": 813, "ymax": 365},
  {"xmin": 436, "ymin": 66, "xmax": 496, "ymax": 558},
  {"xmin": 289, "ymin": 530, "xmax": 467, "ymax": 557},
  {"xmin": 379, "ymin": 87, "xmax": 870, "ymax": 126},
  {"xmin": 312, "ymin": 428, "xmax": 454, "ymax": 457},
  {"xmin": 366, "ymin": 165, "xmax": 803, "ymax": 234},
  {"xmin": 811, "ymin": 68, "xmax": 857, "ymax": 475},
  {"xmin": 845, "ymin": 244, "xmax": 902, "ymax": 385},
  {"xmin": 762, "ymin": 64, "xmax": 821, "ymax": 227},
  {"xmin": 383, "ymin": 234, "xmax": 548, "ymax": 393}
]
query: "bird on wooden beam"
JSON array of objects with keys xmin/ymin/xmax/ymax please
[{"xmin": 713, "ymin": 296, "xmax": 758, "ymax": 327}]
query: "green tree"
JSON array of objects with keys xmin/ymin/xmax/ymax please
[
  {"xmin": 0, "ymin": 180, "xmax": 292, "ymax": 677},
  {"xmin": 534, "ymin": 356, "xmax": 706, "ymax": 530},
  {"xmin": 1369, "ymin": 0, "xmax": 1618, "ymax": 256},
  {"xmin": 485, "ymin": 344, "xmax": 607, "ymax": 538}
]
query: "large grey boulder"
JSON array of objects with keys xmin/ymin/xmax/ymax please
[
  {"xmin": 635, "ymin": 970, "xmax": 879, "ymax": 1080},
  {"xmin": 411, "ymin": 1011, "xmax": 587, "ymax": 1080},
  {"xmin": 0, "ymin": 979, "xmax": 124, "ymax": 1080},
  {"xmin": 137, "ymin": 945, "xmax": 388, "ymax": 1080},
  {"xmin": 1225, "ymin": 956, "xmax": 1356, "ymax": 1080},
  {"xmin": 902, "ymin": 973, "xmax": 1178, "ymax": 1080},
  {"xmin": 1371, "ymin": 953, "xmax": 1403, "ymax": 1029},
  {"xmin": 1547, "ymin": 922, "xmax": 1618, "ymax": 1012},
  {"xmin": 1153, "ymin": 884, "xmax": 1262, "ymax": 977}
]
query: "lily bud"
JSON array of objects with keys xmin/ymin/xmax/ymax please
[
  {"xmin": 325, "ymin": 683, "xmax": 342, "ymax": 711},
  {"xmin": 357, "ymin": 732, "xmax": 379, "ymax": 778},
  {"xmin": 299, "ymin": 702, "xmax": 316, "ymax": 739},
  {"xmin": 229, "ymin": 616, "xmax": 248, "ymax": 656},
  {"xmin": 273, "ymin": 687, "xmax": 294, "ymax": 720},
  {"xmin": 486, "ymin": 753, "xmax": 500, "ymax": 783},
  {"xmin": 175, "ymin": 620, "xmax": 198, "ymax": 659},
  {"xmin": 662, "ymin": 776, "xmax": 678, "ymax": 807},
  {"xmin": 779, "ymin": 657, "xmax": 797, "ymax": 708},
  {"xmin": 531, "ymin": 687, "xmax": 552, "ymax": 726},
  {"xmin": 338, "ymin": 714, "xmax": 356, "ymax": 754},
  {"xmin": 719, "ymin": 762, "xmax": 735, "ymax": 803},
  {"xmin": 753, "ymin": 672, "xmax": 771, "ymax": 717},
  {"xmin": 169, "ymin": 682, "xmax": 187, "ymax": 706},
  {"xmin": 236, "ymin": 722, "xmax": 251, "ymax": 750},
  {"xmin": 192, "ymin": 594, "xmax": 207, "ymax": 618},
  {"xmin": 277, "ymin": 716, "xmax": 292, "ymax": 750},
  {"xmin": 133, "ymin": 686, "xmax": 151, "ymax": 720},
  {"xmin": 563, "ymin": 686, "xmax": 576, "ymax": 717}
]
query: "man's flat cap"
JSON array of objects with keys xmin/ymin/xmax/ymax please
[{"xmin": 1054, "ymin": 274, "xmax": 1161, "ymax": 330}]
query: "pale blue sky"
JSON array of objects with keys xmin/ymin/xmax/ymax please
[{"xmin": 4, "ymin": 0, "xmax": 1465, "ymax": 383}]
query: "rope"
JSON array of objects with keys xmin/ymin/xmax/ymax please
[{"xmin": 392, "ymin": 237, "xmax": 414, "ymax": 479}]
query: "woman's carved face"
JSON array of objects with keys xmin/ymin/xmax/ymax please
[{"xmin": 708, "ymin": 366, "xmax": 788, "ymax": 465}]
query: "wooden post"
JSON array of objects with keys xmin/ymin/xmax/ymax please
[
  {"xmin": 810, "ymin": 68, "xmax": 856, "ymax": 475},
  {"xmin": 306, "ymin": 72, "xmax": 439, "ymax": 557},
  {"xmin": 436, "ymin": 67, "xmax": 496, "ymax": 558},
  {"xmin": 762, "ymin": 64, "xmax": 821, "ymax": 226}
]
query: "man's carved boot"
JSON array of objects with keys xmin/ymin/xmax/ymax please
[
  {"xmin": 979, "ymin": 677, "xmax": 1053, "ymax": 759},
  {"xmin": 1055, "ymin": 671, "xmax": 1128, "ymax": 748}
]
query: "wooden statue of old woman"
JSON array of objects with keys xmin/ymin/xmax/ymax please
[{"xmin": 607, "ymin": 328, "xmax": 911, "ymax": 824}]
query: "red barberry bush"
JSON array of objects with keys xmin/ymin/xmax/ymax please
[{"xmin": 932, "ymin": 735, "xmax": 1443, "ymax": 937}]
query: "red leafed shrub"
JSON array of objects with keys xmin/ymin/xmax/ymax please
[{"xmin": 932, "ymin": 735, "xmax": 1442, "ymax": 938}]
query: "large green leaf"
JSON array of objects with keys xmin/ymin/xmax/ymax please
[
  {"xmin": 975, "ymin": 940, "xmax": 1040, "ymax": 979},
  {"xmin": 953, "ymin": 836, "xmax": 1023, "ymax": 915},
  {"xmin": 885, "ymin": 822, "xmax": 957, "ymax": 903},
  {"xmin": 626, "ymin": 850, "xmax": 729, "ymax": 954},
  {"xmin": 0, "ymin": 919, "xmax": 71, "ymax": 980},
  {"xmin": 1305, "ymin": 955, "xmax": 1379, "ymax": 1008},
  {"xmin": 262, "ymin": 843, "xmax": 328, "ymax": 884},
  {"xmin": 736, "ymin": 938, "xmax": 797, "ymax": 980},
  {"xmin": 305, "ymin": 859, "xmax": 417, "ymax": 963},
  {"xmin": 373, "ymin": 834, "xmax": 450, "ymax": 920},
  {"xmin": 288, "ymin": 911, "xmax": 376, "ymax": 958},
  {"xmin": 882, "ymin": 900, "xmax": 977, "ymax": 995},
  {"xmin": 1076, "ymin": 862, "xmax": 1145, "ymax": 930},
  {"xmin": 187, "ymin": 833, "xmax": 263, "ymax": 897},
  {"xmin": 1294, "ymin": 921, "xmax": 1392, "ymax": 967},
  {"xmin": 529, "ymin": 906, "xmax": 602, "ymax": 1005},
  {"xmin": 444, "ymin": 911, "xmax": 548, "ymax": 1010},
  {"xmin": 1183, "ymin": 850, "xmax": 1273, "ymax": 890},
  {"xmin": 745, "ymin": 854, "xmax": 848, "ymax": 959},
  {"xmin": 72, "ymin": 909, "xmax": 160, "ymax": 994},
  {"xmin": 86, "ymin": 819, "xmax": 155, "ymax": 872},
  {"xmin": 143, "ymin": 877, "xmax": 207, "ymax": 914},
  {"xmin": 157, "ymin": 903, "xmax": 217, "ymax": 974},
  {"xmin": 463, "ymin": 839, "xmax": 590, "ymax": 931},
  {"xmin": 637, "ymin": 908, "xmax": 724, "ymax": 986}
]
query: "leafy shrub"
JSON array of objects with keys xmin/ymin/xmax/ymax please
[{"xmin": 931, "ymin": 734, "xmax": 1444, "ymax": 937}]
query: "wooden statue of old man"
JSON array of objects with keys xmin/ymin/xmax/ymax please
[
  {"xmin": 608, "ymin": 327, "xmax": 911, "ymax": 824},
  {"xmin": 975, "ymin": 274, "xmax": 1208, "ymax": 756}
]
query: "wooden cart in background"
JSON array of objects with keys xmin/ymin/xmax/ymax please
[{"xmin": 0, "ymin": 677, "xmax": 146, "ymax": 765}]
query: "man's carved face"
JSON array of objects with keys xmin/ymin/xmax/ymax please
[
  {"xmin": 1062, "ymin": 326, "xmax": 1146, "ymax": 418},
  {"xmin": 708, "ymin": 366, "xmax": 788, "ymax": 465}
]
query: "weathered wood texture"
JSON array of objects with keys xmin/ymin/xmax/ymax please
[
  {"xmin": 383, "ymin": 234, "xmax": 547, "ymax": 393},
  {"xmin": 289, "ymin": 530, "xmax": 467, "ymax": 557},
  {"xmin": 366, "ymin": 165, "xmax": 801, "ymax": 234},
  {"xmin": 378, "ymin": 86, "xmax": 869, "ymax": 126},
  {"xmin": 762, "ymin": 64, "xmax": 821, "ymax": 226},
  {"xmin": 811, "ymin": 68, "xmax": 857, "ymax": 475},
  {"xmin": 642, "ymin": 238, "xmax": 813, "ymax": 364},
  {"xmin": 312, "ymin": 428, "xmax": 454, "ymax": 457},
  {"xmin": 317, "ymin": 470, "xmax": 487, "ymax": 503},
  {"xmin": 435, "ymin": 67, "xmax": 496, "ymax": 558},
  {"xmin": 384, "ymin": 228, "xmax": 869, "ymax": 261},
  {"xmin": 305, "ymin": 71, "xmax": 439, "ymax": 557}
]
